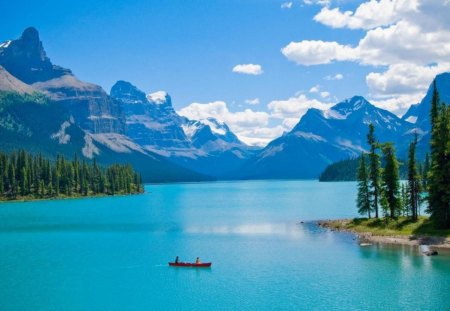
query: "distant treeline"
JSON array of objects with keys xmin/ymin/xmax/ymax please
[
  {"xmin": 0, "ymin": 150, "xmax": 144, "ymax": 200},
  {"xmin": 319, "ymin": 157, "xmax": 411, "ymax": 182}
]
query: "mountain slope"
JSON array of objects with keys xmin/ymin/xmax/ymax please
[
  {"xmin": 110, "ymin": 80, "xmax": 255, "ymax": 178},
  {"xmin": 0, "ymin": 66, "xmax": 35, "ymax": 94},
  {"xmin": 239, "ymin": 96, "xmax": 415, "ymax": 179}
]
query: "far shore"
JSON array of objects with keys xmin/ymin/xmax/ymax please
[{"xmin": 318, "ymin": 218, "xmax": 450, "ymax": 251}]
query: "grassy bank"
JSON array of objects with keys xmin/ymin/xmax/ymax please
[{"xmin": 320, "ymin": 217, "xmax": 450, "ymax": 238}]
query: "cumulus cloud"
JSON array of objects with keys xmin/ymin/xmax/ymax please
[
  {"xmin": 325, "ymin": 73, "xmax": 343, "ymax": 80},
  {"xmin": 281, "ymin": 40, "xmax": 358, "ymax": 65},
  {"xmin": 303, "ymin": 0, "xmax": 330, "ymax": 5},
  {"xmin": 370, "ymin": 93, "xmax": 425, "ymax": 116},
  {"xmin": 282, "ymin": 0, "xmax": 450, "ymax": 113},
  {"xmin": 238, "ymin": 126, "xmax": 286, "ymax": 146},
  {"xmin": 320, "ymin": 91, "xmax": 330, "ymax": 98},
  {"xmin": 245, "ymin": 98, "xmax": 260, "ymax": 105},
  {"xmin": 366, "ymin": 62, "xmax": 450, "ymax": 97},
  {"xmin": 281, "ymin": 2, "xmax": 293, "ymax": 9},
  {"xmin": 313, "ymin": 0, "xmax": 418, "ymax": 30},
  {"xmin": 268, "ymin": 94, "xmax": 331, "ymax": 120},
  {"xmin": 232, "ymin": 64, "xmax": 263, "ymax": 75},
  {"xmin": 283, "ymin": 2, "xmax": 450, "ymax": 67},
  {"xmin": 177, "ymin": 101, "xmax": 277, "ymax": 146},
  {"xmin": 309, "ymin": 85, "xmax": 320, "ymax": 93}
]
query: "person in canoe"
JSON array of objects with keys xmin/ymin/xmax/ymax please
[
  {"xmin": 195, "ymin": 257, "xmax": 201, "ymax": 264},
  {"xmin": 175, "ymin": 256, "xmax": 180, "ymax": 264}
]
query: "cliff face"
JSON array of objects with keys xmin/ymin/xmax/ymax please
[{"xmin": 0, "ymin": 27, "xmax": 125, "ymax": 134}]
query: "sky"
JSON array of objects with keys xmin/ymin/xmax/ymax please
[{"xmin": 1, "ymin": 0, "xmax": 450, "ymax": 146}]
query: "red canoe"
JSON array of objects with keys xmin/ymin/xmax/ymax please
[{"xmin": 169, "ymin": 262, "xmax": 212, "ymax": 267}]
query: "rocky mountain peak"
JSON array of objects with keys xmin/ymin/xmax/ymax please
[
  {"xmin": 0, "ymin": 27, "xmax": 71, "ymax": 84},
  {"xmin": 20, "ymin": 27, "xmax": 41, "ymax": 47},
  {"xmin": 110, "ymin": 80, "xmax": 147, "ymax": 104}
]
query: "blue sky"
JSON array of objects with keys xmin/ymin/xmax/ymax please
[{"xmin": 1, "ymin": 0, "xmax": 450, "ymax": 145}]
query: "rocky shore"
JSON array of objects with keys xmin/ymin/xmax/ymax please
[{"xmin": 318, "ymin": 219, "xmax": 450, "ymax": 251}]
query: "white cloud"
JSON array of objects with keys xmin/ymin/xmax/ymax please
[
  {"xmin": 282, "ymin": 0, "xmax": 450, "ymax": 114},
  {"xmin": 313, "ymin": 0, "xmax": 419, "ymax": 30},
  {"xmin": 268, "ymin": 94, "xmax": 331, "ymax": 120},
  {"xmin": 178, "ymin": 101, "xmax": 275, "ymax": 146},
  {"xmin": 245, "ymin": 98, "xmax": 260, "ymax": 105},
  {"xmin": 320, "ymin": 91, "xmax": 330, "ymax": 98},
  {"xmin": 281, "ymin": 40, "xmax": 358, "ymax": 65},
  {"xmin": 238, "ymin": 126, "xmax": 286, "ymax": 146},
  {"xmin": 281, "ymin": 2, "xmax": 293, "ymax": 9},
  {"xmin": 303, "ymin": 0, "xmax": 330, "ymax": 6},
  {"xmin": 232, "ymin": 64, "xmax": 263, "ymax": 75},
  {"xmin": 370, "ymin": 93, "xmax": 424, "ymax": 116},
  {"xmin": 309, "ymin": 84, "xmax": 320, "ymax": 93},
  {"xmin": 325, "ymin": 73, "xmax": 343, "ymax": 80},
  {"xmin": 366, "ymin": 62, "xmax": 450, "ymax": 97}
]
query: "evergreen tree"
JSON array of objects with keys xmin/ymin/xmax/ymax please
[
  {"xmin": 356, "ymin": 154, "xmax": 371, "ymax": 218},
  {"xmin": 427, "ymin": 83, "xmax": 450, "ymax": 228},
  {"xmin": 0, "ymin": 150, "xmax": 144, "ymax": 200},
  {"xmin": 407, "ymin": 135, "xmax": 420, "ymax": 221},
  {"xmin": 381, "ymin": 143, "xmax": 401, "ymax": 219},
  {"xmin": 367, "ymin": 124, "xmax": 381, "ymax": 218}
]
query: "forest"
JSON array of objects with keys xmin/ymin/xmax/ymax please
[
  {"xmin": 0, "ymin": 150, "xmax": 144, "ymax": 200},
  {"xmin": 356, "ymin": 81, "xmax": 450, "ymax": 229}
]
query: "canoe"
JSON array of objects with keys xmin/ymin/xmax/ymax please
[{"xmin": 169, "ymin": 262, "xmax": 212, "ymax": 267}]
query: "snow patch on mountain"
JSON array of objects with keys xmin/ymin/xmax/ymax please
[
  {"xmin": 201, "ymin": 118, "xmax": 226, "ymax": 135},
  {"xmin": 51, "ymin": 121, "xmax": 71, "ymax": 144},
  {"xmin": 323, "ymin": 109, "xmax": 348, "ymax": 120},
  {"xmin": 0, "ymin": 40, "xmax": 12, "ymax": 49},
  {"xmin": 405, "ymin": 116, "xmax": 418, "ymax": 124},
  {"xmin": 293, "ymin": 131, "xmax": 326, "ymax": 142}
]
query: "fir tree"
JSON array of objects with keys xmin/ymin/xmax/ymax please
[
  {"xmin": 356, "ymin": 154, "xmax": 371, "ymax": 218},
  {"xmin": 407, "ymin": 134, "xmax": 420, "ymax": 221},
  {"xmin": 367, "ymin": 124, "xmax": 381, "ymax": 218},
  {"xmin": 381, "ymin": 143, "xmax": 401, "ymax": 219}
]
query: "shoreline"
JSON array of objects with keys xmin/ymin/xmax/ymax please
[
  {"xmin": 0, "ymin": 191, "xmax": 145, "ymax": 204},
  {"xmin": 317, "ymin": 219, "xmax": 450, "ymax": 251}
]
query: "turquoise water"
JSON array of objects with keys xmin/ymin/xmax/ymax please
[{"xmin": 0, "ymin": 180, "xmax": 449, "ymax": 311}]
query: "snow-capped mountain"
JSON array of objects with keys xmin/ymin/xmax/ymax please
[
  {"xmin": 110, "ymin": 80, "xmax": 253, "ymax": 177},
  {"xmin": 238, "ymin": 96, "xmax": 416, "ymax": 179},
  {"xmin": 0, "ymin": 28, "xmax": 210, "ymax": 182},
  {"xmin": 110, "ymin": 80, "xmax": 192, "ymax": 156},
  {"xmin": 402, "ymin": 72, "xmax": 450, "ymax": 130}
]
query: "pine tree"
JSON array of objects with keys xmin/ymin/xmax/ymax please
[
  {"xmin": 356, "ymin": 154, "xmax": 371, "ymax": 218},
  {"xmin": 427, "ymin": 83, "xmax": 450, "ymax": 228},
  {"xmin": 407, "ymin": 134, "xmax": 420, "ymax": 221},
  {"xmin": 381, "ymin": 143, "xmax": 401, "ymax": 219},
  {"xmin": 367, "ymin": 124, "xmax": 381, "ymax": 218}
]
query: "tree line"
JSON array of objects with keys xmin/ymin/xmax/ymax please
[
  {"xmin": 0, "ymin": 150, "xmax": 144, "ymax": 200},
  {"xmin": 357, "ymin": 80, "xmax": 450, "ymax": 229}
]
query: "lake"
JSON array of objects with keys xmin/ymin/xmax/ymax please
[{"xmin": 0, "ymin": 180, "xmax": 449, "ymax": 310}]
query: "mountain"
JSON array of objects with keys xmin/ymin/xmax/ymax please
[
  {"xmin": 110, "ymin": 80, "xmax": 254, "ymax": 178},
  {"xmin": 402, "ymin": 72, "xmax": 450, "ymax": 130},
  {"xmin": 0, "ymin": 66, "xmax": 36, "ymax": 94},
  {"xmin": 239, "ymin": 96, "xmax": 415, "ymax": 179},
  {"xmin": 402, "ymin": 72, "xmax": 450, "ymax": 159},
  {"xmin": 0, "ymin": 28, "xmax": 210, "ymax": 182},
  {"xmin": 0, "ymin": 27, "xmax": 125, "ymax": 134},
  {"xmin": 0, "ymin": 27, "xmax": 71, "ymax": 84},
  {"xmin": 110, "ymin": 80, "xmax": 192, "ymax": 156}
]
